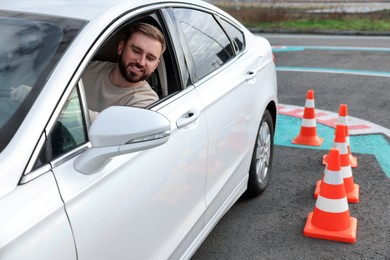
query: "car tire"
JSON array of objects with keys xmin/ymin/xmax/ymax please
[{"xmin": 245, "ymin": 109, "xmax": 274, "ymax": 198}]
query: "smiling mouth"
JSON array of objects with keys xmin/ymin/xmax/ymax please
[{"xmin": 129, "ymin": 63, "xmax": 144, "ymax": 74}]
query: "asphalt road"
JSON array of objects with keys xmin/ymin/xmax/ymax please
[{"xmin": 192, "ymin": 34, "xmax": 390, "ymax": 259}]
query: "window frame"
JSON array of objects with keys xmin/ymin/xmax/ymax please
[{"xmin": 163, "ymin": 8, "xmax": 196, "ymax": 88}]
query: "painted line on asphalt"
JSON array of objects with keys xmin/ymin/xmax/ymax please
[
  {"xmin": 265, "ymin": 34, "xmax": 390, "ymax": 41},
  {"xmin": 275, "ymin": 104, "xmax": 390, "ymax": 179},
  {"xmin": 276, "ymin": 66, "xmax": 390, "ymax": 77},
  {"xmin": 272, "ymin": 45, "xmax": 390, "ymax": 77},
  {"xmin": 272, "ymin": 45, "xmax": 390, "ymax": 52},
  {"xmin": 278, "ymin": 104, "xmax": 390, "ymax": 137}
]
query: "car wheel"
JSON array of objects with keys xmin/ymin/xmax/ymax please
[{"xmin": 245, "ymin": 109, "xmax": 274, "ymax": 198}]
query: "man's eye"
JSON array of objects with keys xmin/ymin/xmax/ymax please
[
  {"xmin": 147, "ymin": 56, "xmax": 156, "ymax": 61},
  {"xmin": 133, "ymin": 48, "xmax": 142, "ymax": 54}
]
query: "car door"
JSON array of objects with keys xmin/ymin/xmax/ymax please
[
  {"xmin": 171, "ymin": 7, "xmax": 264, "ymax": 224},
  {"xmin": 48, "ymin": 10, "xmax": 208, "ymax": 260},
  {"xmin": 0, "ymin": 165, "xmax": 77, "ymax": 260}
]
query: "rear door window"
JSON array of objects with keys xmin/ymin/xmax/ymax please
[
  {"xmin": 218, "ymin": 18, "xmax": 245, "ymax": 54},
  {"xmin": 172, "ymin": 8, "xmax": 234, "ymax": 80}
]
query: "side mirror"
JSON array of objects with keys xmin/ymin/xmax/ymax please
[{"xmin": 74, "ymin": 106, "xmax": 170, "ymax": 174}]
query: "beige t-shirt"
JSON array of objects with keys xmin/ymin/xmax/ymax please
[{"xmin": 82, "ymin": 61, "xmax": 159, "ymax": 114}]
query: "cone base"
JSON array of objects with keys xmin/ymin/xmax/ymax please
[
  {"xmin": 314, "ymin": 181, "xmax": 359, "ymax": 203},
  {"xmin": 323, "ymin": 154, "xmax": 357, "ymax": 168},
  {"xmin": 314, "ymin": 180, "xmax": 321, "ymax": 198},
  {"xmin": 349, "ymin": 154, "xmax": 358, "ymax": 168},
  {"xmin": 304, "ymin": 212, "xmax": 357, "ymax": 244},
  {"xmin": 322, "ymin": 154, "xmax": 327, "ymax": 166},
  {"xmin": 346, "ymin": 184, "xmax": 360, "ymax": 204},
  {"xmin": 293, "ymin": 135, "xmax": 324, "ymax": 146}
]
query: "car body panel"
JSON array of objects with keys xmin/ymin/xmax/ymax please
[{"xmin": 0, "ymin": 170, "xmax": 76, "ymax": 259}]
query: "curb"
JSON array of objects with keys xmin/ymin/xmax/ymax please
[
  {"xmin": 277, "ymin": 104, "xmax": 390, "ymax": 138},
  {"xmin": 250, "ymin": 28, "xmax": 390, "ymax": 37}
]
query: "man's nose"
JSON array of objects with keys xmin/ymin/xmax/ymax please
[{"xmin": 137, "ymin": 54, "xmax": 146, "ymax": 66}]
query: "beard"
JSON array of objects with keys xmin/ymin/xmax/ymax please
[{"xmin": 118, "ymin": 54, "xmax": 151, "ymax": 83}]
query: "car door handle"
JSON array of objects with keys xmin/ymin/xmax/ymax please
[
  {"xmin": 245, "ymin": 70, "xmax": 257, "ymax": 81},
  {"xmin": 176, "ymin": 108, "xmax": 200, "ymax": 129},
  {"xmin": 245, "ymin": 65, "xmax": 265, "ymax": 81}
]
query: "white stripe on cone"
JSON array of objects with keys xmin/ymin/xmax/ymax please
[
  {"xmin": 301, "ymin": 118, "xmax": 316, "ymax": 127},
  {"xmin": 315, "ymin": 195, "xmax": 349, "ymax": 213},
  {"xmin": 323, "ymin": 169, "xmax": 344, "ymax": 185},
  {"xmin": 341, "ymin": 166, "xmax": 353, "ymax": 178},
  {"xmin": 333, "ymin": 142, "xmax": 349, "ymax": 154},
  {"xmin": 305, "ymin": 99, "xmax": 315, "ymax": 108},
  {"xmin": 337, "ymin": 115, "xmax": 347, "ymax": 125}
]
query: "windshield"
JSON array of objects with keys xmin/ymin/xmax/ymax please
[{"xmin": 0, "ymin": 11, "xmax": 85, "ymax": 151}]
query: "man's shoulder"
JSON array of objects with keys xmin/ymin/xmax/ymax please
[
  {"xmin": 82, "ymin": 61, "xmax": 115, "ymax": 92},
  {"xmin": 135, "ymin": 81, "xmax": 157, "ymax": 94},
  {"xmin": 131, "ymin": 81, "xmax": 159, "ymax": 101},
  {"xmin": 86, "ymin": 60, "xmax": 115, "ymax": 73}
]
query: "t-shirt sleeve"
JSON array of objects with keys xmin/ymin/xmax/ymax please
[{"xmin": 131, "ymin": 88, "xmax": 159, "ymax": 108}]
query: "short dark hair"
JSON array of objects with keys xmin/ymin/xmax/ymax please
[{"xmin": 124, "ymin": 22, "xmax": 166, "ymax": 54}]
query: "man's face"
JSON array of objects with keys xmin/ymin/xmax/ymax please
[{"xmin": 118, "ymin": 32, "xmax": 162, "ymax": 83}]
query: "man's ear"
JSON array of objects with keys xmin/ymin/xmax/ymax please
[
  {"xmin": 117, "ymin": 40, "xmax": 125, "ymax": 55},
  {"xmin": 153, "ymin": 59, "xmax": 160, "ymax": 71}
]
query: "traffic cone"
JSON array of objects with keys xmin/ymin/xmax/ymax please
[
  {"xmin": 315, "ymin": 124, "xmax": 359, "ymax": 203},
  {"xmin": 292, "ymin": 90, "xmax": 324, "ymax": 146},
  {"xmin": 322, "ymin": 104, "xmax": 357, "ymax": 167},
  {"xmin": 304, "ymin": 148, "xmax": 357, "ymax": 244}
]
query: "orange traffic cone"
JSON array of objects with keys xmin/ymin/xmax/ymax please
[
  {"xmin": 323, "ymin": 104, "xmax": 357, "ymax": 167},
  {"xmin": 315, "ymin": 124, "xmax": 360, "ymax": 203},
  {"xmin": 292, "ymin": 90, "xmax": 324, "ymax": 146},
  {"xmin": 304, "ymin": 148, "xmax": 357, "ymax": 244}
]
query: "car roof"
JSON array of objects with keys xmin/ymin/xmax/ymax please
[{"xmin": 0, "ymin": 0, "xmax": 213, "ymax": 21}]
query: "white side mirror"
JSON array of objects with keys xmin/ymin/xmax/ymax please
[{"xmin": 74, "ymin": 106, "xmax": 170, "ymax": 174}]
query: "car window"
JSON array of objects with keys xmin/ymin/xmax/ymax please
[
  {"xmin": 50, "ymin": 87, "xmax": 87, "ymax": 158},
  {"xmin": 0, "ymin": 11, "xmax": 85, "ymax": 152},
  {"xmin": 33, "ymin": 87, "xmax": 87, "ymax": 169},
  {"xmin": 218, "ymin": 18, "xmax": 245, "ymax": 54},
  {"xmin": 172, "ymin": 8, "xmax": 234, "ymax": 80}
]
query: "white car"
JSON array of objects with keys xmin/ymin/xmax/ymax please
[{"xmin": 0, "ymin": 0, "xmax": 277, "ymax": 259}]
